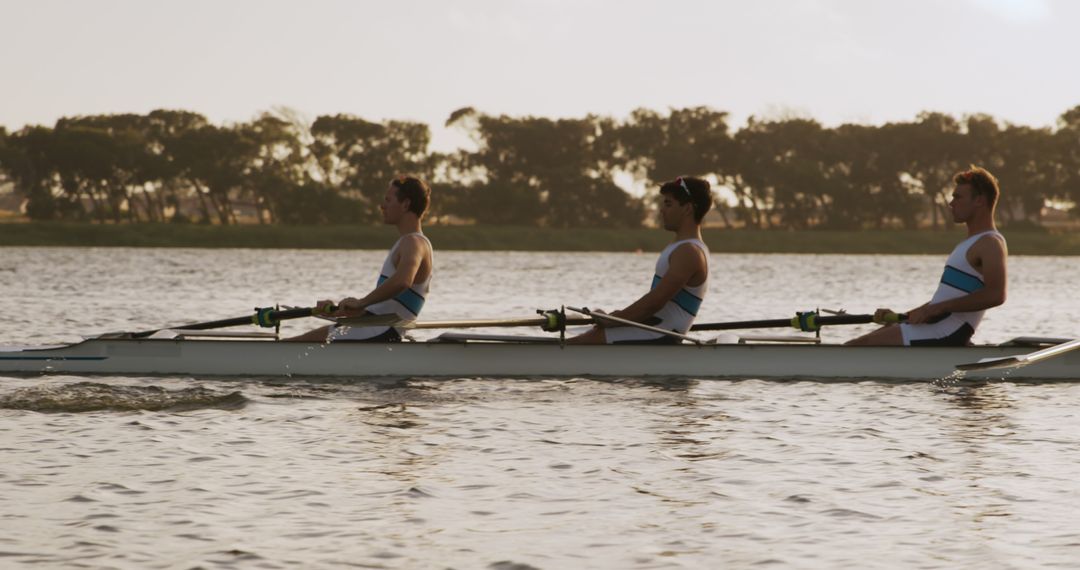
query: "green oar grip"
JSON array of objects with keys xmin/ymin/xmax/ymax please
[
  {"xmin": 789, "ymin": 312, "xmax": 820, "ymax": 332},
  {"xmin": 877, "ymin": 311, "xmax": 905, "ymax": 325},
  {"xmin": 541, "ymin": 310, "xmax": 564, "ymax": 332},
  {"xmin": 251, "ymin": 304, "xmax": 339, "ymax": 328},
  {"xmin": 311, "ymin": 303, "xmax": 338, "ymax": 317},
  {"xmin": 252, "ymin": 307, "xmax": 279, "ymax": 328}
]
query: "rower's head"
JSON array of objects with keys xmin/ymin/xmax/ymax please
[
  {"xmin": 950, "ymin": 166, "xmax": 999, "ymax": 223},
  {"xmin": 383, "ymin": 175, "xmax": 431, "ymax": 223},
  {"xmin": 659, "ymin": 176, "xmax": 712, "ymax": 230}
]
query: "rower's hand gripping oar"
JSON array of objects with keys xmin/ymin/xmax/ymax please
[
  {"xmin": 566, "ymin": 306, "xmax": 706, "ymax": 345},
  {"xmin": 121, "ymin": 305, "xmax": 338, "ymax": 339}
]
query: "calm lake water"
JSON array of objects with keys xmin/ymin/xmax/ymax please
[{"xmin": 2, "ymin": 247, "xmax": 1079, "ymax": 569}]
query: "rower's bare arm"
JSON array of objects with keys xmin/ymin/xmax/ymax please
[
  {"xmin": 912, "ymin": 236, "xmax": 1008, "ymax": 321},
  {"xmin": 946, "ymin": 235, "xmax": 1007, "ymax": 310},
  {"xmin": 384, "ymin": 236, "xmax": 429, "ymax": 290},
  {"xmin": 974, "ymin": 235, "xmax": 1007, "ymax": 304},
  {"xmin": 333, "ymin": 237, "xmax": 430, "ymax": 316},
  {"xmin": 614, "ymin": 245, "xmax": 705, "ymax": 323}
]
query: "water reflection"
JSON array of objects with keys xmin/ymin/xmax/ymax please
[
  {"xmin": 3, "ymin": 246, "xmax": 1080, "ymax": 568},
  {"xmin": 939, "ymin": 381, "xmax": 1016, "ymax": 412},
  {"xmin": 934, "ymin": 382, "xmax": 1019, "ymax": 547}
]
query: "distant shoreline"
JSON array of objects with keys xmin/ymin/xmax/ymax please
[{"xmin": 2, "ymin": 222, "xmax": 1079, "ymax": 255}]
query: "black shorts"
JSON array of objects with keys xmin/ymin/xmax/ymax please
[
  {"xmin": 907, "ymin": 322, "xmax": 975, "ymax": 347},
  {"xmin": 330, "ymin": 327, "xmax": 402, "ymax": 343}
]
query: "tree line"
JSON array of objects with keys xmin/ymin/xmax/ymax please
[{"xmin": 1, "ymin": 105, "xmax": 1078, "ymax": 229}]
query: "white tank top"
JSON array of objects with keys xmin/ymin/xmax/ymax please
[
  {"xmin": 364, "ymin": 233, "xmax": 433, "ymax": 321},
  {"xmin": 929, "ymin": 230, "xmax": 1005, "ymax": 331},
  {"xmin": 648, "ymin": 238, "xmax": 710, "ymax": 333}
]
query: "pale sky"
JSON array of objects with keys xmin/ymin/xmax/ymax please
[{"xmin": 2, "ymin": 0, "xmax": 1078, "ymax": 151}]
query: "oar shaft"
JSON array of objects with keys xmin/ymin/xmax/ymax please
[
  {"xmin": 957, "ymin": 338, "xmax": 1080, "ymax": 372},
  {"xmin": 337, "ymin": 315, "xmax": 594, "ymax": 330},
  {"xmin": 691, "ymin": 313, "xmax": 900, "ymax": 332},
  {"xmin": 691, "ymin": 317, "xmax": 801, "ymax": 331},
  {"xmin": 131, "ymin": 307, "xmax": 323, "ymax": 338},
  {"xmin": 407, "ymin": 317, "xmax": 594, "ymax": 329}
]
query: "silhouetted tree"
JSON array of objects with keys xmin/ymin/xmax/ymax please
[
  {"xmin": 1056, "ymin": 106, "xmax": 1080, "ymax": 219},
  {"xmin": 447, "ymin": 108, "xmax": 644, "ymax": 227},
  {"xmin": 617, "ymin": 107, "xmax": 735, "ymax": 225},
  {"xmin": 310, "ymin": 114, "xmax": 430, "ymax": 222},
  {"xmin": 2, "ymin": 105, "xmax": 1079, "ymax": 229}
]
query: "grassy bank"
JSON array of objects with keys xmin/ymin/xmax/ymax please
[{"xmin": 1, "ymin": 222, "xmax": 1079, "ymax": 255}]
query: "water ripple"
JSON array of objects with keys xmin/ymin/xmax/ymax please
[
  {"xmin": 0, "ymin": 382, "xmax": 248, "ymax": 413},
  {"xmin": 2, "ymin": 250, "xmax": 1080, "ymax": 568}
]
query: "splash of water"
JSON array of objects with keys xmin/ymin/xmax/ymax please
[
  {"xmin": 932, "ymin": 370, "xmax": 967, "ymax": 390},
  {"xmin": 326, "ymin": 325, "xmax": 349, "ymax": 344}
]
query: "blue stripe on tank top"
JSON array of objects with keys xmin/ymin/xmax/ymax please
[
  {"xmin": 376, "ymin": 274, "xmax": 425, "ymax": 315},
  {"xmin": 651, "ymin": 275, "xmax": 703, "ymax": 316},
  {"xmin": 672, "ymin": 290, "xmax": 702, "ymax": 316},
  {"xmin": 394, "ymin": 288, "xmax": 425, "ymax": 316},
  {"xmin": 940, "ymin": 265, "xmax": 984, "ymax": 293}
]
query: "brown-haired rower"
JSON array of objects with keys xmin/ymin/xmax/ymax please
[
  {"xmin": 570, "ymin": 176, "xmax": 713, "ymax": 344},
  {"xmin": 848, "ymin": 166, "xmax": 1008, "ymax": 346},
  {"xmin": 288, "ymin": 176, "xmax": 434, "ymax": 343}
]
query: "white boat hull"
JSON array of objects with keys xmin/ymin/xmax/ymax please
[{"xmin": 2, "ymin": 338, "xmax": 1079, "ymax": 380}]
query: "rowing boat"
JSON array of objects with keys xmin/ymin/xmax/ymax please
[{"xmin": 2, "ymin": 333, "xmax": 1077, "ymax": 380}]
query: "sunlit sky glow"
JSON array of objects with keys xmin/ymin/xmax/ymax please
[{"xmin": 2, "ymin": 0, "xmax": 1078, "ymax": 151}]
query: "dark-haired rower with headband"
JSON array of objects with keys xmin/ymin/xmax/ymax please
[
  {"xmin": 287, "ymin": 176, "xmax": 434, "ymax": 343},
  {"xmin": 848, "ymin": 166, "xmax": 1007, "ymax": 346},
  {"xmin": 569, "ymin": 176, "xmax": 713, "ymax": 344}
]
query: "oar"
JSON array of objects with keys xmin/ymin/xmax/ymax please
[
  {"xmin": 338, "ymin": 310, "xmax": 593, "ymax": 331},
  {"xmin": 566, "ymin": 306, "xmax": 705, "ymax": 345},
  {"xmin": 405, "ymin": 316, "xmax": 593, "ymax": 330},
  {"xmin": 124, "ymin": 306, "xmax": 333, "ymax": 339},
  {"xmin": 340, "ymin": 310, "xmax": 908, "ymax": 334},
  {"xmin": 956, "ymin": 338, "xmax": 1080, "ymax": 372},
  {"xmin": 690, "ymin": 311, "xmax": 907, "ymax": 332}
]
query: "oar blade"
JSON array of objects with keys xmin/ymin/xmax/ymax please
[
  {"xmin": 955, "ymin": 355, "xmax": 1023, "ymax": 372},
  {"xmin": 955, "ymin": 338, "xmax": 1080, "ymax": 372}
]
